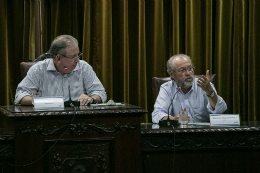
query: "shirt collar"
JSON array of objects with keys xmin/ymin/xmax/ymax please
[{"xmin": 47, "ymin": 59, "xmax": 57, "ymax": 71}]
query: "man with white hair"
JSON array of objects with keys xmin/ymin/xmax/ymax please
[{"xmin": 152, "ymin": 54, "xmax": 227, "ymax": 123}]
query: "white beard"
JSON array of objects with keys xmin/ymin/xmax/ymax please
[{"xmin": 175, "ymin": 75, "xmax": 194, "ymax": 89}]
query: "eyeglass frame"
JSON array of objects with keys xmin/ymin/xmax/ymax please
[
  {"xmin": 59, "ymin": 52, "xmax": 82, "ymax": 61},
  {"xmin": 177, "ymin": 65, "xmax": 195, "ymax": 74}
]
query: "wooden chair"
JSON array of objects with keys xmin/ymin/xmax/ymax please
[{"xmin": 152, "ymin": 74, "xmax": 216, "ymax": 102}]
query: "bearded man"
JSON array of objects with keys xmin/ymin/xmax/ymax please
[{"xmin": 152, "ymin": 54, "xmax": 227, "ymax": 123}]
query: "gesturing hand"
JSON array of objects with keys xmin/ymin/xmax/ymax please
[{"xmin": 197, "ymin": 70, "xmax": 214, "ymax": 95}]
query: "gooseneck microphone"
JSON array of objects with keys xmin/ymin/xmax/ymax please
[
  {"xmin": 64, "ymin": 67, "xmax": 71, "ymax": 101},
  {"xmin": 159, "ymin": 87, "xmax": 181, "ymax": 127},
  {"xmin": 63, "ymin": 66, "xmax": 80, "ymax": 107}
]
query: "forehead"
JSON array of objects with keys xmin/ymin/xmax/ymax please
[
  {"xmin": 172, "ymin": 56, "xmax": 192, "ymax": 68},
  {"xmin": 65, "ymin": 46, "xmax": 79, "ymax": 56}
]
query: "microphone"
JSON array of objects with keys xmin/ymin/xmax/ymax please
[
  {"xmin": 63, "ymin": 66, "xmax": 80, "ymax": 107},
  {"xmin": 33, "ymin": 52, "xmax": 51, "ymax": 62},
  {"xmin": 159, "ymin": 86, "xmax": 181, "ymax": 127}
]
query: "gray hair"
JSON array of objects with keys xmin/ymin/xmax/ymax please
[
  {"xmin": 166, "ymin": 54, "xmax": 193, "ymax": 74},
  {"xmin": 49, "ymin": 35, "xmax": 78, "ymax": 59}
]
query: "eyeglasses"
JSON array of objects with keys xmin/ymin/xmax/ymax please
[
  {"xmin": 177, "ymin": 66, "xmax": 195, "ymax": 74},
  {"xmin": 60, "ymin": 52, "xmax": 82, "ymax": 61}
]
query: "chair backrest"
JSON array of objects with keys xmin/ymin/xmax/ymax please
[
  {"xmin": 20, "ymin": 62, "xmax": 38, "ymax": 79},
  {"xmin": 20, "ymin": 53, "xmax": 50, "ymax": 79},
  {"xmin": 152, "ymin": 74, "xmax": 216, "ymax": 102}
]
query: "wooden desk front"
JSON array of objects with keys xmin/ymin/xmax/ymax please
[
  {"xmin": 141, "ymin": 122, "xmax": 260, "ymax": 173},
  {"xmin": 0, "ymin": 104, "xmax": 147, "ymax": 173}
]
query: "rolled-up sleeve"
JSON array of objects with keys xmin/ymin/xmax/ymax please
[
  {"xmin": 14, "ymin": 65, "xmax": 40, "ymax": 105},
  {"xmin": 207, "ymin": 95, "xmax": 227, "ymax": 113},
  {"xmin": 82, "ymin": 62, "xmax": 107, "ymax": 103}
]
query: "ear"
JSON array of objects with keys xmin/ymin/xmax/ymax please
[
  {"xmin": 170, "ymin": 72, "xmax": 175, "ymax": 80},
  {"xmin": 55, "ymin": 54, "xmax": 62, "ymax": 62}
]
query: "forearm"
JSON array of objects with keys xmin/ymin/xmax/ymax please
[
  {"xmin": 161, "ymin": 116, "xmax": 178, "ymax": 120},
  {"xmin": 205, "ymin": 85, "xmax": 218, "ymax": 110},
  {"xmin": 20, "ymin": 96, "xmax": 33, "ymax": 105},
  {"xmin": 208, "ymin": 95, "xmax": 227, "ymax": 113},
  {"xmin": 208, "ymin": 94, "xmax": 218, "ymax": 110},
  {"xmin": 92, "ymin": 95, "xmax": 102, "ymax": 103}
]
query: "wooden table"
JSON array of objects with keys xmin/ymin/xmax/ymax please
[{"xmin": 0, "ymin": 104, "xmax": 147, "ymax": 173}]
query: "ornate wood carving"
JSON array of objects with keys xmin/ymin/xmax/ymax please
[
  {"xmin": 97, "ymin": 151, "xmax": 106, "ymax": 173},
  {"xmin": 19, "ymin": 122, "xmax": 137, "ymax": 136},
  {"xmin": 0, "ymin": 136, "xmax": 14, "ymax": 140},
  {"xmin": 141, "ymin": 126, "xmax": 260, "ymax": 134},
  {"xmin": 62, "ymin": 157, "xmax": 95, "ymax": 173},
  {"xmin": 52, "ymin": 154, "xmax": 62, "ymax": 173},
  {"xmin": 0, "ymin": 144, "xmax": 14, "ymax": 158},
  {"xmin": 0, "ymin": 107, "xmax": 147, "ymax": 117},
  {"xmin": 46, "ymin": 139, "xmax": 111, "ymax": 173},
  {"xmin": 141, "ymin": 137, "xmax": 260, "ymax": 151}
]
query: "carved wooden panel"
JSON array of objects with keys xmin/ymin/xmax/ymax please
[
  {"xmin": 142, "ymin": 137, "xmax": 260, "ymax": 151},
  {"xmin": 0, "ymin": 143, "xmax": 14, "ymax": 158},
  {"xmin": 141, "ymin": 126, "xmax": 260, "ymax": 134},
  {"xmin": 141, "ymin": 126, "xmax": 260, "ymax": 173},
  {"xmin": 142, "ymin": 132, "xmax": 260, "ymax": 151},
  {"xmin": 0, "ymin": 142, "xmax": 15, "ymax": 173},
  {"xmin": 18, "ymin": 122, "xmax": 137, "ymax": 136},
  {"xmin": 0, "ymin": 107, "xmax": 147, "ymax": 117},
  {"xmin": 44, "ymin": 138, "xmax": 113, "ymax": 173}
]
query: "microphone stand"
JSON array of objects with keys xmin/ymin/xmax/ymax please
[
  {"xmin": 63, "ymin": 66, "xmax": 80, "ymax": 107},
  {"xmin": 159, "ymin": 87, "xmax": 181, "ymax": 127}
]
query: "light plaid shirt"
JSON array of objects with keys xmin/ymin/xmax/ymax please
[{"xmin": 15, "ymin": 59, "xmax": 107, "ymax": 104}]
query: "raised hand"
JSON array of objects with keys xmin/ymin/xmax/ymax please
[{"xmin": 197, "ymin": 70, "xmax": 214, "ymax": 95}]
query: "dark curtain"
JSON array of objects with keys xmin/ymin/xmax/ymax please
[
  {"xmin": 0, "ymin": 0, "xmax": 260, "ymax": 128},
  {"xmin": 0, "ymin": 0, "xmax": 34, "ymax": 127}
]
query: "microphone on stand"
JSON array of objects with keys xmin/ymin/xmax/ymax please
[
  {"xmin": 63, "ymin": 66, "xmax": 80, "ymax": 107},
  {"xmin": 159, "ymin": 87, "xmax": 181, "ymax": 127}
]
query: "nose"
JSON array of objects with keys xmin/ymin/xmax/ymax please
[
  {"xmin": 185, "ymin": 69, "xmax": 192, "ymax": 75},
  {"xmin": 75, "ymin": 57, "xmax": 80, "ymax": 63}
]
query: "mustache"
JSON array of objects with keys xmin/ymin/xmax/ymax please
[{"xmin": 184, "ymin": 75, "xmax": 194, "ymax": 80}]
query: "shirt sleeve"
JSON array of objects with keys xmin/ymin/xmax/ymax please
[
  {"xmin": 81, "ymin": 62, "xmax": 107, "ymax": 103},
  {"xmin": 207, "ymin": 83, "xmax": 227, "ymax": 113},
  {"xmin": 14, "ymin": 64, "xmax": 41, "ymax": 105},
  {"xmin": 152, "ymin": 83, "xmax": 172, "ymax": 123}
]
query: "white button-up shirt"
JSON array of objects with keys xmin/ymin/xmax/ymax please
[{"xmin": 152, "ymin": 78, "xmax": 227, "ymax": 123}]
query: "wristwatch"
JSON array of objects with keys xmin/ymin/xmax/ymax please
[
  {"xmin": 91, "ymin": 95, "xmax": 97, "ymax": 103},
  {"xmin": 207, "ymin": 91, "xmax": 215, "ymax": 97}
]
